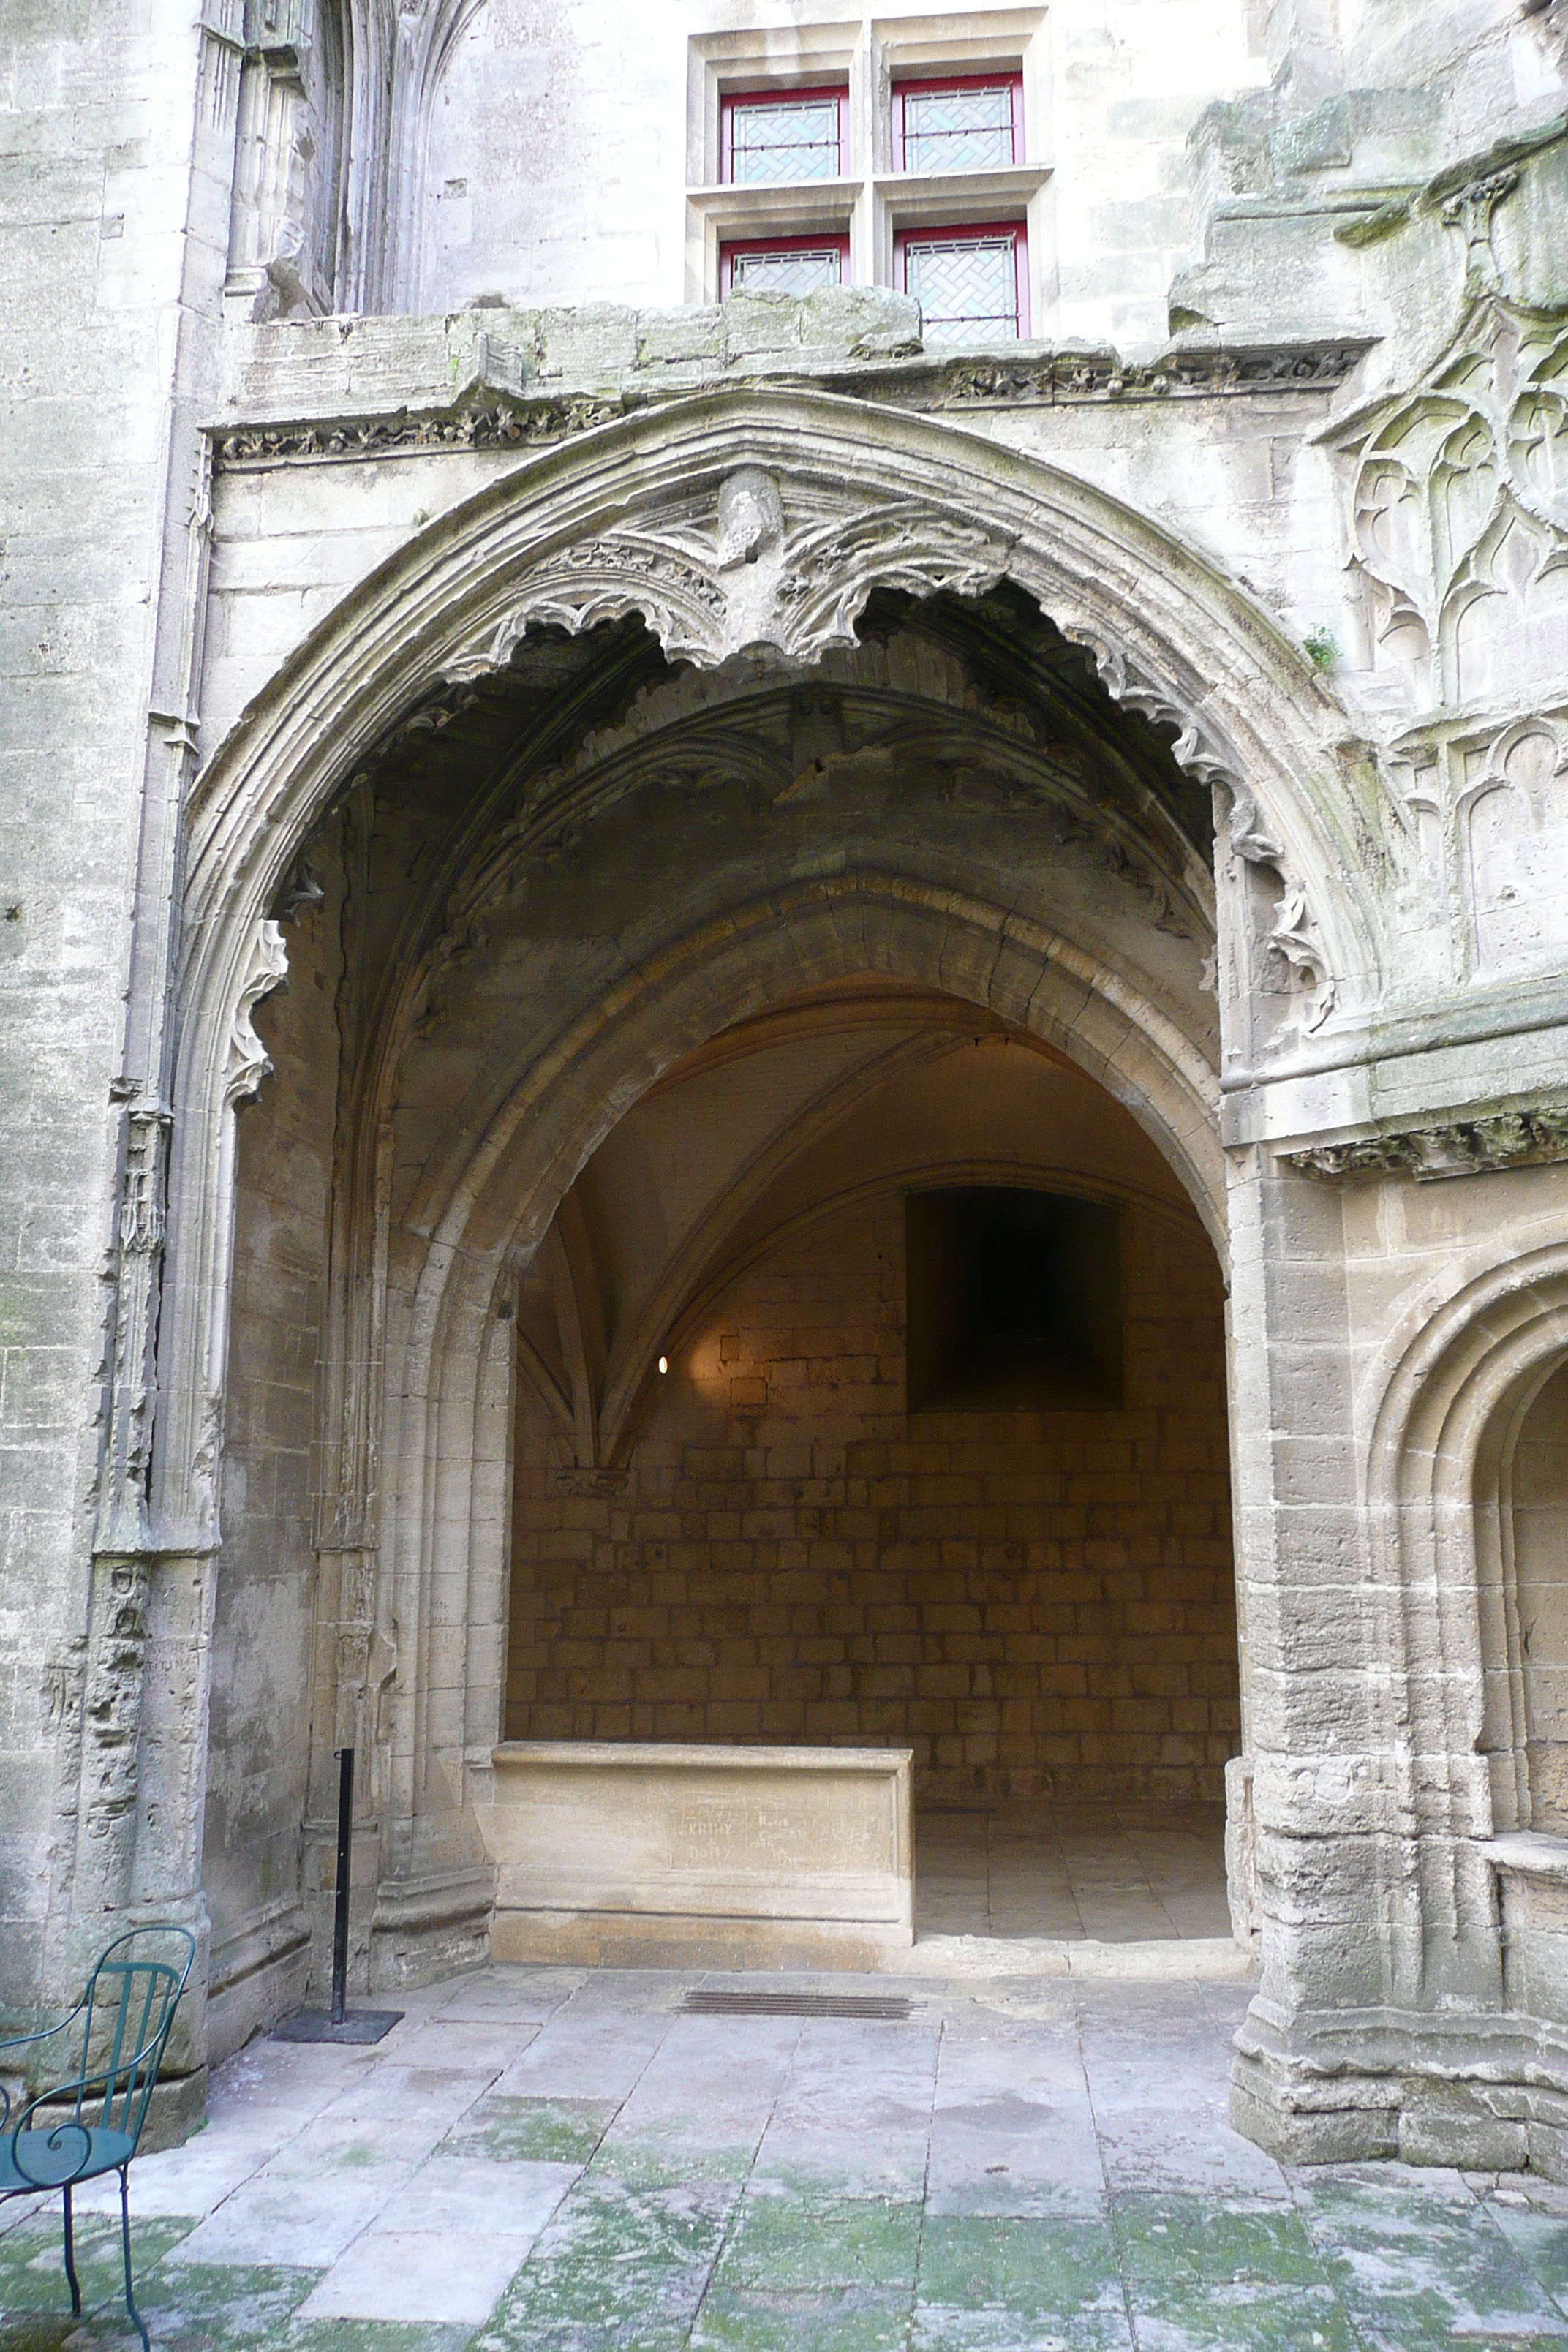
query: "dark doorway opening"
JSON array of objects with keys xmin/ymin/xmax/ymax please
[{"xmin": 906, "ymin": 1186, "xmax": 1124, "ymax": 1412}]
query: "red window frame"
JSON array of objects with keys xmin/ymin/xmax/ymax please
[
  {"xmin": 720, "ymin": 233, "xmax": 851, "ymax": 295},
  {"xmin": 895, "ymin": 219, "xmax": 1030, "ymax": 339},
  {"xmin": 892, "ymin": 72, "xmax": 1024, "ymax": 173},
  {"xmin": 720, "ymin": 86, "xmax": 850, "ymax": 184}
]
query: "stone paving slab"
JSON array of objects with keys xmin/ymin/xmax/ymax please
[{"xmin": 10, "ymin": 1963, "xmax": 1568, "ymax": 2347}]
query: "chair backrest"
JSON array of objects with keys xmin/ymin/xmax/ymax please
[{"xmin": 66, "ymin": 1926, "xmax": 195, "ymax": 2150}]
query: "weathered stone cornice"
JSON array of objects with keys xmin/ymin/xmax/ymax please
[
  {"xmin": 210, "ymin": 336, "xmax": 1372, "ymax": 470},
  {"xmin": 215, "ymin": 391, "xmax": 627, "ymax": 466},
  {"xmin": 1283, "ymin": 1105, "xmax": 1568, "ymax": 1181},
  {"xmin": 870, "ymin": 338, "xmax": 1370, "ymax": 407}
]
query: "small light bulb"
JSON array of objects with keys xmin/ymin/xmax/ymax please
[{"xmin": 657, "ymin": 1354, "xmax": 668, "ymax": 1375}]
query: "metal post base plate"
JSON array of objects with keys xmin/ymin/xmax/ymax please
[{"xmin": 273, "ymin": 2009, "xmax": 404, "ymax": 2045}]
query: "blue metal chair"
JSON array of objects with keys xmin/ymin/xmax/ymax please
[{"xmin": 0, "ymin": 1925, "xmax": 195, "ymax": 2351}]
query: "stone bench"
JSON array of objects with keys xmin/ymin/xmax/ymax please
[{"xmin": 480, "ymin": 1740, "xmax": 913, "ymax": 1970}]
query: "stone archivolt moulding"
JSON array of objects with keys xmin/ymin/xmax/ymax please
[
  {"xmin": 199, "ymin": 389, "xmax": 1374, "ymax": 1121},
  {"xmin": 184, "ymin": 385, "xmax": 1374, "ymax": 1138},
  {"xmin": 1283, "ymin": 1103, "xmax": 1568, "ymax": 1181}
]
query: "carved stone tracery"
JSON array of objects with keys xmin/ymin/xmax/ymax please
[
  {"xmin": 466, "ymin": 476, "xmax": 1020, "ymax": 679},
  {"xmin": 1332, "ymin": 296, "xmax": 1568, "ymax": 712}
]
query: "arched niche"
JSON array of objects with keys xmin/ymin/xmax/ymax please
[
  {"xmin": 1477, "ymin": 1352, "xmax": 1568, "ymax": 1839},
  {"xmin": 1508, "ymin": 1360, "xmax": 1568, "ymax": 1833},
  {"xmin": 224, "ymin": 0, "xmax": 405, "ymax": 319},
  {"xmin": 172, "ymin": 390, "xmax": 1386, "ymax": 1568},
  {"xmin": 1340, "ymin": 1242, "xmax": 1568, "ymax": 2013}
]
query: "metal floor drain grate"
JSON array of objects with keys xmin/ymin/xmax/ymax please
[{"xmin": 679, "ymin": 1989, "xmax": 912, "ymax": 2020}]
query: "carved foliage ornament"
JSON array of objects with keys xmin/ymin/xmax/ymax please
[
  {"xmin": 215, "ymin": 393, "xmax": 625, "ymax": 467},
  {"xmin": 225, "ymin": 919, "xmax": 290, "ymax": 1107},
  {"xmin": 1284, "ymin": 1104, "xmax": 1568, "ymax": 1182},
  {"xmin": 1265, "ymin": 877, "xmax": 1335, "ymax": 1037},
  {"xmin": 1059, "ymin": 630, "xmax": 1337, "ymax": 1041},
  {"xmin": 935, "ymin": 341, "xmax": 1367, "ymax": 407}
]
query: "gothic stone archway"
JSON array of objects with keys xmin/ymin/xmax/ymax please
[{"xmin": 80, "ymin": 386, "xmax": 1391, "ymax": 2150}]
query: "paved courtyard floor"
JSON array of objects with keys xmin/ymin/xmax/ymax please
[
  {"xmin": 7, "ymin": 1961, "xmax": 1568, "ymax": 2348},
  {"xmin": 914, "ymin": 1803, "xmax": 1231, "ymax": 1943}
]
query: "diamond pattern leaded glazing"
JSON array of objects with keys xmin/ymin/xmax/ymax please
[
  {"xmin": 728, "ymin": 244, "xmax": 844, "ymax": 295},
  {"xmin": 899, "ymin": 83, "xmax": 1015, "ymax": 173},
  {"xmin": 728, "ymin": 94, "xmax": 842, "ymax": 183},
  {"xmin": 904, "ymin": 231, "xmax": 1019, "ymax": 340}
]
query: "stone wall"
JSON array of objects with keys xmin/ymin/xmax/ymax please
[
  {"xmin": 203, "ymin": 889, "xmax": 342, "ymax": 2051},
  {"xmin": 0, "ymin": 4, "xmax": 237, "ymax": 2021},
  {"xmin": 507, "ymin": 1192, "xmax": 1237, "ymax": 1803},
  {"xmin": 418, "ymin": 0, "xmax": 1270, "ymax": 342}
]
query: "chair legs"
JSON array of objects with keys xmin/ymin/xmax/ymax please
[
  {"xmin": 61, "ymin": 2181, "xmax": 81, "ymax": 2316},
  {"xmin": 119, "ymin": 2166, "xmax": 149, "ymax": 2352}
]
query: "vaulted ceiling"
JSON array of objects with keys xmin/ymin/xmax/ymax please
[
  {"xmin": 293, "ymin": 585, "xmax": 1218, "ymax": 1071},
  {"xmin": 284, "ymin": 580, "xmax": 1223, "ymax": 1465},
  {"xmin": 511, "ymin": 976, "xmax": 1207, "ymax": 1471}
]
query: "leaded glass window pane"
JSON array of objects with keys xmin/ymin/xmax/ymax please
[
  {"xmin": 904, "ymin": 230, "xmax": 1020, "ymax": 342},
  {"xmin": 726, "ymin": 243, "xmax": 844, "ymax": 296},
  {"xmin": 898, "ymin": 81, "xmax": 1017, "ymax": 174},
  {"xmin": 726, "ymin": 92, "xmax": 843, "ymax": 184}
]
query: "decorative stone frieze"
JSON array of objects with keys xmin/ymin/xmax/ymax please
[
  {"xmin": 1282, "ymin": 1104, "xmax": 1568, "ymax": 1180},
  {"xmin": 215, "ymin": 391, "xmax": 626, "ymax": 465},
  {"xmin": 934, "ymin": 339, "xmax": 1368, "ymax": 405},
  {"xmin": 210, "ymin": 333, "xmax": 1371, "ymax": 472}
]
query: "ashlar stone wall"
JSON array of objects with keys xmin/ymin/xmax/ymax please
[
  {"xmin": 202, "ymin": 878, "xmax": 344, "ymax": 2050},
  {"xmin": 508, "ymin": 1193, "xmax": 1237, "ymax": 1803}
]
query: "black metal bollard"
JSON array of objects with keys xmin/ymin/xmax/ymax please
[
  {"xmin": 331, "ymin": 1745, "xmax": 354, "ymax": 2026},
  {"xmin": 274, "ymin": 1744, "xmax": 404, "ymax": 2045}
]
